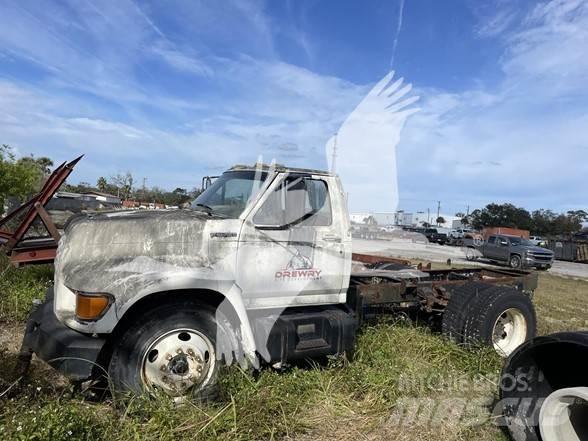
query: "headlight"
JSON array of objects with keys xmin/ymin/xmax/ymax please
[{"xmin": 74, "ymin": 291, "xmax": 113, "ymax": 321}]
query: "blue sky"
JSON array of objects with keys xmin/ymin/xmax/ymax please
[{"xmin": 0, "ymin": 0, "xmax": 586, "ymax": 215}]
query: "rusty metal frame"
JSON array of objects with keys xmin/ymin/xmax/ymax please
[
  {"xmin": 356, "ymin": 267, "xmax": 538, "ymax": 307},
  {"xmin": 0, "ymin": 155, "xmax": 83, "ymax": 265},
  {"xmin": 352, "ymin": 252, "xmax": 410, "ymax": 266}
]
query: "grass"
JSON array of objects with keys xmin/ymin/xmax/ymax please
[
  {"xmin": 0, "ymin": 253, "xmax": 587, "ymax": 441},
  {"xmin": 534, "ymin": 274, "xmax": 588, "ymax": 334},
  {"xmin": 1, "ymin": 323, "xmax": 505, "ymax": 441},
  {"xmin": 0, "ymin": 254, "xmax": 53, "ymax": 322}
]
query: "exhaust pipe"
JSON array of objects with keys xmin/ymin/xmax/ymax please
[{"xmin": 499, "ymin": 331, "xmax": 588, "ymax": 441}]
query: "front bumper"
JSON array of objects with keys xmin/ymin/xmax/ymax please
[
  {"xmin": 524, "ymin": 256, "xmax": 553, "ymax": 268},
  {"xmin": 22, "ymin": 287, "xmax": 107, "ymax": 381}
]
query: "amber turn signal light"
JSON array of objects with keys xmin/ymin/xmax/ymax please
[{"xmin": 75, "ymin": 292, "xmax": 111, "ymax": 320}]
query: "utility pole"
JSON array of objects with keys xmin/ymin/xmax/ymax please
[
  {"xmin": 466, "ymin": 205, "xmax": 470, "ymax": 216},
  {"xmin": 142, "ymin": 177, "xmax": 147, "ymax": 202},
  {"xmin": 437, "ymin": 201, "xmax": 441, "ymax": 225},
  {"xmin": 427, "ymin": 208, "xmax": 430, "ymax": 225}
]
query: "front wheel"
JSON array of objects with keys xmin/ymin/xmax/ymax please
[
  {"xmin": 108, "ymin": 303, "xmax": 236, "ymax": 401},
  {"xmin": 509, "ymin": 254, "xmax": 522, "ymax": 269}
]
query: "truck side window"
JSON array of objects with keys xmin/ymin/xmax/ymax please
[
  {"xmin": 488, "ymin": 236, "xmax": 496, "ymax": 244},
  {"xmin": 253, "ymin": 177, "xmax": 332, "ymax": 227}
]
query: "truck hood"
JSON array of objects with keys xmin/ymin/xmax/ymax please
[
  {"xmin": 521, "ymin": 245, "xmax": 553, "ymax": 255},
  {"xmin": 62, "ymin": 209, "xmax": 212, "ymax": 243},
  {"xmin": 57, "ymin": 209, "xmax": 213, "ymax": 292}
]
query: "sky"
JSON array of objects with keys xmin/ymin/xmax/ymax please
[{"xmin": 0, "ymin": 0, "xmax": 587, "ymax": 216}]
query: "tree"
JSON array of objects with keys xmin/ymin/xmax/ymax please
[
  {"xmin": 165, "ymin": 187, "xmax": 191, "ymax": 206},
  {"xmin": 468, "ymin": 203, "xmax": 533, "ymax": 231},
  {"xmin": 97, "ymin": 177, "xmax": 107, "ymax": 192},
  {"xmin": 18, "ymin": 155, "xmax": 54, "ymax": 175},
  {"xmin": 0, "ymin": 145, "xmax": 46, "ymax": 215},
  {"xmin": 436, "ymin": 216, "xmax": 446, "ymax": 225},
  {"xmin": 363, "ymin": 215, "xmax": 378, "ymax": 225},
  {"xmin": 188, "ymin": 187, "xmax": 202, "ymax": 200},
  {"xmin": 110, "ymin": 172, "xmax": 134, "ymax": 200}
]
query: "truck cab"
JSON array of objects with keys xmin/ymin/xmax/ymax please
[{"xmin": 26, "ymin": 164, "xmax": 357, "ymax": 399}]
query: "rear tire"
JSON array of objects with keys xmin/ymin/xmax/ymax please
[
  {"xmin": 442, "ymin": 283, "xmax": 536, "ymax": 357},
  {"xmin": 465, "ymin": 247, "xmax": 477, "ymax": 261},
  {"xmin": 442, "ymin": 282, "xmax": 494, "ymax": 342},
  {"xmin": 462, "ymin": 285, "xmax": 536, "ymax": 356}
]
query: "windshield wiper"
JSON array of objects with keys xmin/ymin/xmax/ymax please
[
  {"xmin": 194, "ymin": 203, "xmax": 229, "ymax": 218},
  {"xmin": 195, "ymin": 203, "xmax": 214, "ymax": 215},
  {"xmin": 195, "ymin": 203, "xmax": 213, "ymax": 211}
]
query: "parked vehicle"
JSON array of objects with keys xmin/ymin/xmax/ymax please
[
  {"xmin": 424, "ymin": 227, "xmax": 448, "ymax": 245},
  {"xmin": 529, "ymin": 235, "xmax": 546, "ymax": 246},
  {"xmin": 351, "ymin": 224, "xmax": 381, "ymax": 240},
  {"xmin": 10, "ymin": 161, "xmax": 541, "ymax": 401},
  {"xmin": 449, "ymin": 228, "xmax": 473, "ymax": 239},
  {"xmin": 380, "ymin": 225, "xmax": 400, "ymax": 233},
  {"xmin": 473, "ymin": 234, "xmax": 554, "ymax": 269}
]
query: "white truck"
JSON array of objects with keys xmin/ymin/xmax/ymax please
[{"xmin": 16, "ymin": 163, "xmax": 539, "ymax": 400}]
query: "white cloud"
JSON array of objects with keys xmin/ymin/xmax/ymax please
[
  {"xmin": 397, "ymin": 0, "xmax": 588, "ymax": 213},
  {"xmin": 150, "ymin": 43, "xmax": 213, "ymax": 77}
]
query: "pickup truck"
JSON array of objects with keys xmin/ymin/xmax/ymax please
[
  {"xmin": 473, "ymin": 234, "xmax": 554, "ymax": 269},
  {"xmin": 11, "ymin": 162, "xmax": 541, "ymax": 401},
  {"xmin": 423, "ymin": 227, "xmax": 448, "ymax": 245}
]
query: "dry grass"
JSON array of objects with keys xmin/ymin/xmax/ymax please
[{"xmin": 534, "ymin": 273, "xmax": 588, "ymax": 335}]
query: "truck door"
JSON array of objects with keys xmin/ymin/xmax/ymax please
[
  {"xmin": 484, "ymin": 235, "xmax": 498, "ymax": 259},
  {"xmin": 496, "ymin": 236, "xmax": 511, "ymax": 261},
  {"xmin": 236, "ymin": 173, "xmax": 348, "ymax": 309}
]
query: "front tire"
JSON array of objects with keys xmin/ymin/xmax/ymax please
[
  {"xmin": 108, "ymin": 303, "xmax": 235, "ymax": 401},
  {"xmin": 509, "ymin": 254, "xmax": 522, "ymax": 269}
]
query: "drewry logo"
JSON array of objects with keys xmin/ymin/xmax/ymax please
[
  {"xmin": 275, "ymin": 268, "xmax": 322, "ymax": 280},
  {"xmin": 275, "ymin": 249, "xmax": 322, "ymax": 280}
]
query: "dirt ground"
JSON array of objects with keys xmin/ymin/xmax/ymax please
[{"xmin": 353, "ymin": 238, "xmax": 588, "ymax": 280}]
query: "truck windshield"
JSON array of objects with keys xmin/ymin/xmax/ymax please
[{"xmin": 192, "ymin": 170, "xmax": 268, "ymax": 218}]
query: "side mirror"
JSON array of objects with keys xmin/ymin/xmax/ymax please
[{"xmin": 500, "ymin": 240, "xmax": 509, "ymax": 246}]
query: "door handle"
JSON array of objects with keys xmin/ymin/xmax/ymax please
[{"xmin": 322, "ymin": 235, "xmax": 342, "ymax": 243}]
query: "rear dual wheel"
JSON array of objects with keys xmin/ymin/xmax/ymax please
[{"xmin": 442, "ymin": 282, "xmax": 536, "ymax": 357}]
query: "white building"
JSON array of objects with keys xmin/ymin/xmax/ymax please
[{"xmin": 371, "ymin": 212, "xmax": 396, "ymax": 226}]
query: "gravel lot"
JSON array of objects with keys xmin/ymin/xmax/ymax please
[{"xmin": 353, "ymin": 238, "xmax": 588, "ymax": 280}]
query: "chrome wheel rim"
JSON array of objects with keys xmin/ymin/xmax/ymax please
[
  {"xmin": 141, "ymin": 328, "xmax": 215, "ymax": 398},
  {"xmin": 492, "ymin": 308, "xmax": 527, "ymax": 356}
]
